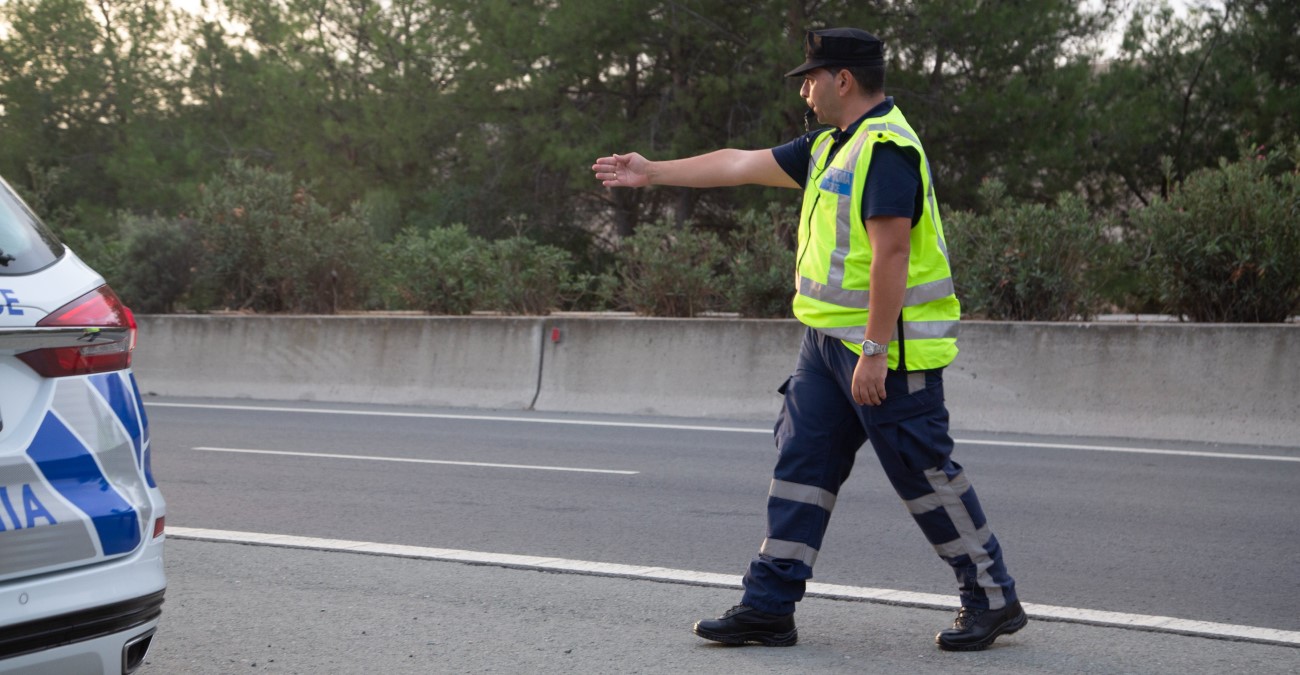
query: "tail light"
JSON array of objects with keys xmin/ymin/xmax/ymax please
[{"xmin": 17, "ymin": 286, "xmax": 138, "ymax": 377}]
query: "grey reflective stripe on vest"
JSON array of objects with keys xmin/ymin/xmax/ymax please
[
  {"xmin": 814, "ymin": 320, "xmax": 959, "ymax": 345},
  {"xmin": 827, "ymin": 131, "xmax": 875, "ymax": 289},
  {"xmin": 866, "ymin": 122, "xmax": 920, "ymax": 146},
  {"xmin": 760, "ymin": 537, "xmax": 820, "ymax": 567},
  {"xmin": 808, "ymin": 136, "xmax": 833, "ymax": 185},
  {"xmin": 806, "ymin": 120, "xmax": 954, "ymax": 314},
  {"xmin": 868, "ymin": 122, "xmax": 949, "ymax": 264},
  {"xmin": 769, "ymin": 479, "xmax": 837, "ymax": 513},
  {"xmin": 905, "ymin": 320, "xmax": 960, "ymax": 340},
  {"xmin": 924, "ymin": 468, "xmax": 1006, "ymax": 610},
  {"xmin": 799, "ymin": 275, "xmax": 955, "ymax": 310}
]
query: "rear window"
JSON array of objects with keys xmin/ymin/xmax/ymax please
[{"xmin": 0, "ymin": 176, "xmax": 64, "ymax": 276}]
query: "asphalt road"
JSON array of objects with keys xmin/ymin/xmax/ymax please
[
  {"xmin": 143, "ymin": 538, "xmax": 1300, "ymax": 674},
  {"xmin": 145, "ymin": 396, "xmax": 1300, "ymax": 636}
]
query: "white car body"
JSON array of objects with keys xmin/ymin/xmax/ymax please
[{"xmin": 0, "ymin": 176, "xmax": 165, "ymax": 675}]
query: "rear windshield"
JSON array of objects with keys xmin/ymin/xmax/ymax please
[{"xmin": 0, "ymin": 176, "xmax": 64, "ymax": 275}]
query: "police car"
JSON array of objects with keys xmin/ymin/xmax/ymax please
[{"xmin": 0, "ymin": 175, "xmax": 165, "ymax": 674}]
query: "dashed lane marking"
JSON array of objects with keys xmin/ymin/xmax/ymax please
[
  {"xmin": 193, "ymin": 447, "xmax": 639, "ymax": 475},
  {"xmin": 155, "ymin": 402, "xmax": 1300, "ymax": 463},
  {"xmin": 168, "ymin": 526, "xmax": 1300, "ymax": 648}
]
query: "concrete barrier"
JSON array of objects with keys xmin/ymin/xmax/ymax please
[
  {"xmin": 132, "ymin": 315, "xmax": 1300, "ymax": 447},
  {"xmin": 947, "ymin": 322, "xmax": 1300, "ymax": 448},
  {"xmin": 533, "ymin": 317, "xmax": 802, "ymax": 419},
  {"xmin": 133, "ymin": 315, "xmax": 542, "ymax": 409}
]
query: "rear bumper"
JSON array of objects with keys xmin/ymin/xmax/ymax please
[
  {"xmin": 0, "ymin": 531, "xmax": 165, "ymax": 672},
  {"xmin": 0, "ymin": 617, "xmax": 160, "ymax": 675},
  {"xmin": 0, "ymin": 590, "xmax": 164, "ymax": 660}
]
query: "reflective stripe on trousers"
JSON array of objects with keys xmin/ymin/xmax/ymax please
[{"xmin": 740, "ymin": 328, "xmax": 1017, "ymax": 616}]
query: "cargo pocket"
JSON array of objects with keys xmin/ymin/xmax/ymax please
[
  {"xmin": 773, "ymin": 376, "xmax": 793, "ymax": 447},
  {"xmin": 878, "ymin": 406, "xmax": 954, "ymax": 474}
]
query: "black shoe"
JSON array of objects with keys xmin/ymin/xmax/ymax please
[
  {"xmin": 693, "ymin": 605, "xmax": 798, "ymax": 646},
  {"xmin": 935, "ymin": 600, "xmax": 1027, "ymax": 651}
]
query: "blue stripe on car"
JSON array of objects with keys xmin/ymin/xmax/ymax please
[
  {"xmin": 26, "ymin": 413, "xmax": 141, "ymax": 556},
  {"xmin": 129, "ymin": 373, "xmax": 156, "ymax": 487}
]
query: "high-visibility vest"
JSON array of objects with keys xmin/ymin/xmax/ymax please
[{"xmin": 791, "ymin": 104, "xmax": 960, "ymax": 371}]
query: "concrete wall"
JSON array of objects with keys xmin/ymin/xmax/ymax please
[
  {"xmin": 133, "ymin": 316, "xmax": 542, "ymax": 409},
  {"xmin": 133, "ymin": 316, "xmax": 1300, "ymax": 447},
  {"xmin": 947, "ymin": 322, "xmax": 1300, "ymax": 447},
  {"xmin": 533, "ymin": 318, "xmax": 801, "ymax": 419}
]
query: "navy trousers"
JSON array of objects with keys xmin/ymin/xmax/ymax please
[{"xmin": 741, "ymin": 328, "xmax": 1017, "ymax": 616}]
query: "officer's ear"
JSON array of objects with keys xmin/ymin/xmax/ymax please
[{"xmin": 834, "ymin": 68, "xmax": 854, "ymax": 96}]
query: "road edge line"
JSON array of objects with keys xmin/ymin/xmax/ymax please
[{"xmin": 167, "ymin": 526, "xmax": 1300, "ymax": 649}]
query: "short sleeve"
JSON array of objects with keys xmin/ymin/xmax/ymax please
[
  {"xmin": 863, "ymin": 142, "xmax": 923, "ymax": 226},
  {"xmin": 771, "ymin": 131, "xmax": 820, "ymax": 188}
]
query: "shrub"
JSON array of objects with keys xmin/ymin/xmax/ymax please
[
  {"xmin": 188, "ymin": 161, "xmax": 372, "ymax": 313},
  {"xmin": 725, "ymin": 205, "xmax": 796, "ymax": 318},
  {"xmin": 618, "ymin": 220, "xmax": 725, "ymax": 317},
  {"xmin": 947, "ymin": 180, "xmax": 1120, "ymax": 320},
  {"xmin": 484, "ymin": 236, "xmax": 577, "ymax": 315},
  {"xmin": 58, "ymin": 225, "xmax": 126, "ymax": 289},
  {"xmin": 1132, "ymin": 148, "xmax": 1300, "ymax": 322},
  {"xmin": 377, "ymin": 225, "xmax": 491, "ymax": 314},
  {"xmin": 113, "ymin": 214, "xmax": 200, "ymax": 313}
]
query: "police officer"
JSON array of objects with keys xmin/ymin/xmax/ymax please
[{"xmin": 592, "ymin": 27, "xmax": 1025, "ymax": 652}]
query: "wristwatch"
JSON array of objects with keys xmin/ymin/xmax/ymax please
[{"xmin": 860, "ymin": 339, "xmax": 888, "ymax": 357}]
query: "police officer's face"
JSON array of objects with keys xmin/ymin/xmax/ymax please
[{"xmin": 800, "ymin": 68, "xmax": 841, "ymax": 125}]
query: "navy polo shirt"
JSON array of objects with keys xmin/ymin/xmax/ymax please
[{"xmin": 771, "ymin": 97, "xmax": 924, "ymax": 226}]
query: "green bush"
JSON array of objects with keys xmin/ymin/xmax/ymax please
[
  {"xmin": 377, "ymin": 225, "xmax": 491, "ymax": 314},
  {"xmin": 113, "ymin": 214, "xmax": 200, "ymax": 313},
  {"xmin": 58, "ymin": 225, "xmax": 126, "ymax": 289},
  {"xmin": 1132, "ymin": 148, "xmax": 1300, "ymax": 322},
  {"xmin": 947, "ymin": 180, "xmax": 1119, "ymax": 320},
  {"xmin": 484, "ymin": 236, "xmax": 577, "ymax": 315},
  {"xmin": 190, "ymin": 161, "xmax": 372, "ymax": 313},
  {"xmin": 724, "ymin": 205, "xmax": 796, "ymax": 318},
  {"xmin": 618, "ymin": 220, "xmax": 725, "ymax": 317}
]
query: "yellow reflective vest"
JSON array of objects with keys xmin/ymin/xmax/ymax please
[{"xmin": 791, "ymin": 104, "xmax": 960, "ymax": 371}]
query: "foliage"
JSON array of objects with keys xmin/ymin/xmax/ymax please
[
  {"xmin": 1132, "ymin": 146, "xmax": 1300, "ymax": 322},
  {"xmin": 947, "ymin": 180, "xmax": 1119, "ymax": 321},
  {"xmin": 618, "ymin": 220, "xmax": 725, "ymax": 317},
  {"xmin": 11, "ymin": 163, "xmax": 76, "ymax": 233},
  {"xmin": 484, "ymin": 237, "xmax": 579, "ymax": 315},
  {"xmin": 1, "ymin": 1, "xmax": 1295, "ymax": 321},
  {"xmin": 112, "ymin": 214, "xmax": 200, "ymax": 314},
  {"xmin": 873, "ymin": 0, "xmax": 1123, "ymax": 210},
  {"xmin": 1092, "ymin": 0, "xmax": 1300, "ymax": 209},
  {"xmin": 725, "ymin": 204, "xmax": 796, "ymax": 318},
  {"xmin": 190, "ymin": 161, "xmax": 371, "ymax": 313},
  {"xmin": 376, "ymin": 225, "xmax": 491, "ymax": 315},
  {"xmin": 0, "ymin": 0, "xmax": 193, "ymax": 228},
  {"xmin": 58, "ymin": 225, "xmax": 127, "ymax": 292}
]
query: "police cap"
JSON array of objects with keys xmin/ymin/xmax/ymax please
[{"xmin": 785, "ymin": 28, "xmax": 885, "ymax": 78}]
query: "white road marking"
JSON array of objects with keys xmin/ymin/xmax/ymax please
[
  {"xmin": 955, "ymin": 439, "xmax": 1300, "ymax": 463},
  {"xmin": 192, "ymin": 447, "xmax": 639, "ymax": 475},
  {"xmin": 155, "ymin": 401, "xmax": 1300, "ymax": 463},
  {"xmin": 154, "ymin": 402, "xmax": 758, "ymax": 434},
  {"xmin": 168, "ymin": 526, "xmax": 1300, "ymax": 648}
]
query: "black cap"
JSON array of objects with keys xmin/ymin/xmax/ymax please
[{"xmin": 784, "ymin": 28, "xmax": 885, "ymax": 78}]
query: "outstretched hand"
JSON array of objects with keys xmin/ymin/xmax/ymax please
[{"xmin": 592, "ymin": 153, "xmax": 651, "ymax": 188}]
